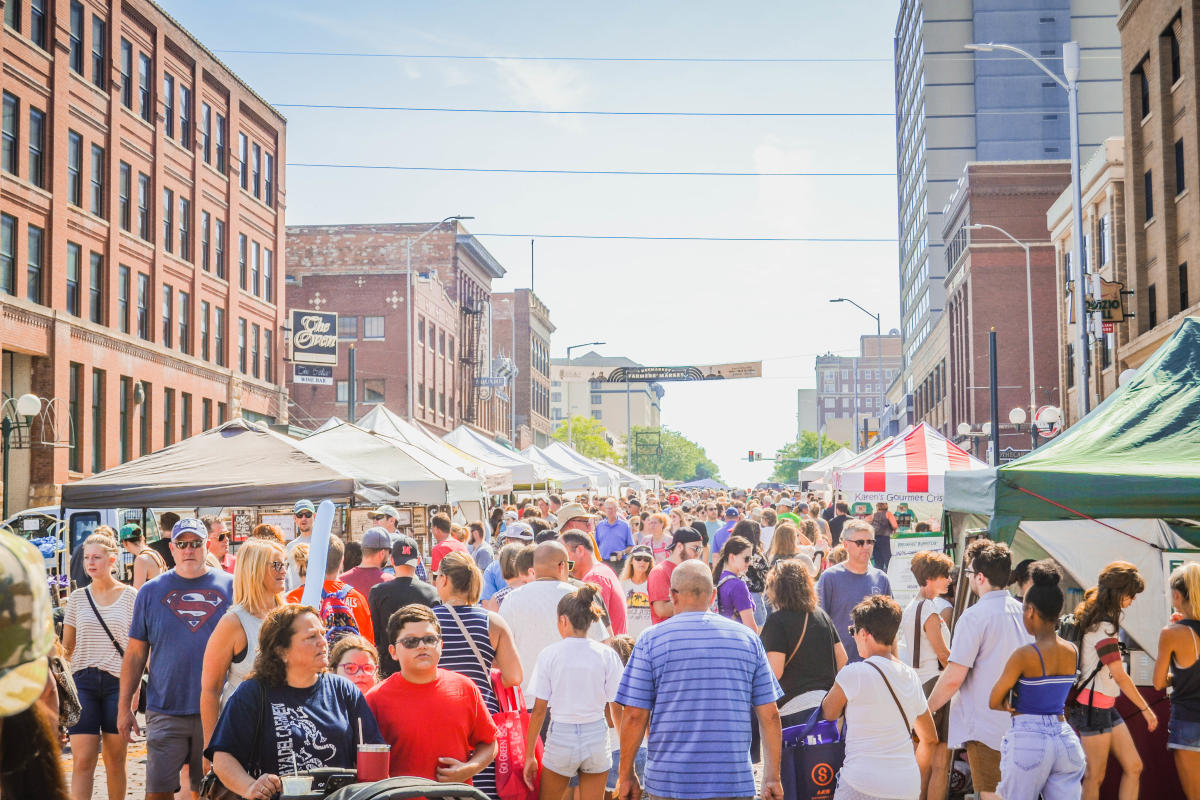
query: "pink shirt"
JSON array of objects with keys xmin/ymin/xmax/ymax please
[{"xmin": 583, "ymin": 561, "xmax": 627, "ymax": 635}]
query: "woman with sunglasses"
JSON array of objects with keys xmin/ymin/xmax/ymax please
[
  {"xmin": 641, "ymin": 513, "xmax": 672, "ymax": 564},
  {"xmin": 330, "ymin": 635, "xmax": 381, "ymax": 694},
  {"xmin": 200, "ymin": 538, "xmax": 287, "ymax": 753},
  {"xmin": 620, "ymin": 545, "xmax": 656, "ymax": 636}
]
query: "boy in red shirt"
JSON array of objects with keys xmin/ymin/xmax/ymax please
[
  {"xmin": 366, "ymin": 604, "xmax": 497, "ymax": 780},
  {"xmin": 286, "ymin": 533, "xmax": 374, "ymax": 643},
  {"xmin": 429, "ymin": 513, "xmax": 469, "ymax": 572}
]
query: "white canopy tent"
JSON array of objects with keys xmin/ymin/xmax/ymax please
[
  {"xmin": 799, "ymin": 447, "xmax": 855, "ymax": 484},
  {"xmin": 542, "ymin": 442, "xmax": 622, "ymax": 496},
  {"xmin": 521, "ymin": 447, "xmax": 595, "ymax": 491},
  {"xmin": 444, "ymin": 426, "xmax": 553, "ymax": 489},
  {"xmin": 602, "ymin": 461, "xmax": 654, "ymax": 492}
]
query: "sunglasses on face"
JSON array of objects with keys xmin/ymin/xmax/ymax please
[
  {"xmin": 337, "ymin": 662, "xmax": 379, "ymax": 676},
  {"xmin": 847, "ymin": 624, "xmax": 859, "ymax": 637},
  {"xmin": 633, "ymin": 556, "xmax": 653, "ymax": 563},
  {"xmin": 217, "ymin": 533, "xmax": 228, "ymax": 542},
  {"xmin": 846, "ymin": 539, "xmax": 875, "ymax": 547},
  {"xmin": 371, "ymin": 515, "xmax": 389, "ymax": 522},
  {"xmin": 295, "ymin": 512, "xmax": 313, "ymax": 519},
  {"xmin": 397, "ymin": 634, "xmax": 441, "ymax": 649},
  {"xmin": 174, "ymin": 540, "xmax": 205, "ymax": 550},
  {"xmin": 268, "ymin": 561, "xmax": 287, "ymax": 573}
]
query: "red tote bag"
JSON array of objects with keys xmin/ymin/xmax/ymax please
[{"xmin": 490, "ymin": 669, "xmax": 543, "ymax": 800}]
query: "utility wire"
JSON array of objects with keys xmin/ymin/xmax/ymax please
[
  {"xmin": 288, "ymin": 162, "xmax": 895, "ymax": 177},
  {"xmin": 472, "ymin": 233, "xmax": 895, "ymax": 242},
  {"xmin": 273, "ymin": 103, "xmax": 1114, "ymax": 118}
]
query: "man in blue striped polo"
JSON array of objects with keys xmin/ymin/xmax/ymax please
[{"xmin": 615, "ymin": 560, "xmax": 784, "ymax": 800}]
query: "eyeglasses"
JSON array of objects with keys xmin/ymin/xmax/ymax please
[
  {"xmin": 371, "ymin": 514, "xmax": 389, "ymax": 522},
  {"xmin": 397, "ymin": 634, "xmax": 441, "ymax": 649},
  {"xmin": 847, "ymin": 624, "xmax": 858, "ymax": 636},
  {"xmin": 845, "ymin": 539, "xmax": 875, "ymax": 547},
  {"xmin": 295, "ymin": 512, "xmax": 313, "ymax": 519},
  {"xmin": 174, "ymin": 540, "xmax": 205, "ymax": 550},
  {"xmin": 632, "ymin": 556, "xmax": 653, "ymax": 563},
  {"xmin": 337, "ymin": 662, "xmax": 379, "ymax": 676},
  {"xmin": 217, "ymin": 533, "xmax": 228, "ymax": 542},
  {"xmin": 268, "ymin": 561, "xmax": 287, "ymax": 573}
]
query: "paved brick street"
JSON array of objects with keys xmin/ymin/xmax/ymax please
[{"xmin": 60, "ymin": 721, "xmax": 147, "ymax": 800}]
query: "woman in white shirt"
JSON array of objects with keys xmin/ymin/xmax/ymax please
[{"xmin": 823, "ymin": 595, "xmax": 937, "ymax": 800}]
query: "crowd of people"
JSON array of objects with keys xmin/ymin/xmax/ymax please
[{"xmin": 2, "ymin": 487, "xmax": 1199, "ymax": 800}]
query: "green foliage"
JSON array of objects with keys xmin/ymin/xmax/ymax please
[
  {"xmin": 770, "ymin": 431, "xmax": 849, "ymax": 483},
  {"xmin": 627, "ymin": 426, "xmax": 721, "ymax": 482},
  {"xmin": 552, "ymin": 416, "xmax": 619, "ymax": 462}
]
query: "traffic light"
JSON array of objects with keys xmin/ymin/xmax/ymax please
[{"xmin": 748, "ymin": 450, "xmax": 756, "ymax": 462}]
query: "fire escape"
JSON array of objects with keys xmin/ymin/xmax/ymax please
[{"xmin": 459, "ymin": 299, "xmax": 485, "ymax": 423}]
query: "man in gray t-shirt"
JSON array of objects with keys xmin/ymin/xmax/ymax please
[{"xmin": 816, "ymin": 520, "xmax": 891, "ymax": 661}]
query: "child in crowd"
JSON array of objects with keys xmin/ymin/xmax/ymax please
[{"xmin": 524, "ymin": 584, "xmax": 625, "ymax": 800}]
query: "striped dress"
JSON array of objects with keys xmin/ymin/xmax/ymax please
[{"xmin": 433, "ymin": 604, "xmax": 499, "ymax": 799}]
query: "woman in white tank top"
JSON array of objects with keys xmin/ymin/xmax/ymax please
[{"xmin": 200, "ymin": 539, "xmax": 287, "ymax": 750}]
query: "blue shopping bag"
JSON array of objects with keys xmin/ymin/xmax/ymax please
[{"xmin": 780, "ymin": 708, "xmax": 844, "ymax": 800}]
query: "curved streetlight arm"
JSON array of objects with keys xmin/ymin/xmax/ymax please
[
  {"xmin": 829, "ymin": 297, "xmax": 880, "ymax": 324},
  {"xmin": 966, "ymin": 42, "xmax": 1067, "ymax": 90},
  {"xmin": 967, "ymin": 223, "xmax": 1028, "ymax": 252}
]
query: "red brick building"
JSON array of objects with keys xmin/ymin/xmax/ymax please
[
  {"xmin": 940, "ymin": 162, "xmax": 1071, "ymax": 460},
  {"xmin": 492, "ymin": 289, "xmax": 554, "ymax": 448},
  {"xmin": 285, "ymin": 222, "xmax": 510, "ymax": 437},
  {"xmin": 1, "ymin": 0, "xmax": 286, "ymax": 511}
]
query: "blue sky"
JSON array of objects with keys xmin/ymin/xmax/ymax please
[{"xmin": 161, "ymin": 1, "xmax": 902, "ymax": 486}]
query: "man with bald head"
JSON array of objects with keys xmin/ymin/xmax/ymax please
[
  {"xmin": 616, "ymin": 560, "xmax": 784, "ymax": 800},
  {"xmin": 500, "ymin": 541, "xmax": 608, "ymax": 710}
]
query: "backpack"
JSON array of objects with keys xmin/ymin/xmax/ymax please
[
  {"xmin": 1057, "ymin": 612, "xmax": 1104, "ymax": 715},
  {"xmin": 711, "ymin": 574, "xmax": 738, "ymax": 615},
  {"xmin": 319, "ymin": 584, "xmax": 360, "ymax": 645}
]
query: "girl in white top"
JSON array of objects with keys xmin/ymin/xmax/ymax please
[
  {"xmin": 199, "ymin": 538, "xmax": 287, "ymax": 750},
  {"xmin": 524, "ymin": 583, "xmax": 625, "ymax": 800},
  {"xmin": 620, "ymin": 546, "xmax": 655, "ymax": 637},
  {"xmin": 63, "ymin": 530, "xmax": 139, "ymax": 800},
  {"xmin": 823, "ymin": 595, "xmax": 937, "ymax": 800}
]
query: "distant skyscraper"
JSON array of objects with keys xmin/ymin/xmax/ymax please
[{"xmin": 893, "ymin": 0, "xmax": 1121, "ymax": 385}]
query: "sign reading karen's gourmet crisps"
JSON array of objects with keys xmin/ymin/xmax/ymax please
[{"xmin": 289, "ymin": 309, "xmax": 338, "ymax": 365}]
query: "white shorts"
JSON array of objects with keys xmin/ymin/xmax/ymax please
[{"xmin": 542, "ymin": 719, "xmax": 612, "ymax": 777}]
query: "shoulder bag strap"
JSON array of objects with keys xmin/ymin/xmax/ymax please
[
  {"xmin": 248, "ymin": 680, "xmax": 266, "ymax": 777},
  {"xmin": 443, "ymin": 604, "xmax": 490, "ymax": 675},
  {"xmin": 84, "ymin": 588, "xmax": 125, "ymax": 658},
  {"xmin": 865, "ymin": 659, "xmax": 913, "ymax": 735},
  {"xmin": 912, "ymin": 600, "xmax": 925, "ymax": 669},
  {"xmin": 782, "ymin": 612, "xmax": 810, "ymax": 670}
]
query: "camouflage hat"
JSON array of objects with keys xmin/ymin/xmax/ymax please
[{"xmin": 0, "ymin": 529, "xmax": 53, "ymax": 717}]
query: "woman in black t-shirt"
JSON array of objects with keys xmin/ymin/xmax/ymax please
[{"xmin": 759, "ymin": 559, "xmax": 847, "ymax": 728}]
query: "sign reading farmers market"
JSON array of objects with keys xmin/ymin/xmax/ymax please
[{"xmin": 289, "ymin": 309, "xmax": 339, "ymax": 365}]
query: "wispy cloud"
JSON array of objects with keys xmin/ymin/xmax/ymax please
[{"xmin": 490, "ymin": 58, "xmax": 588, "ymax": 130}]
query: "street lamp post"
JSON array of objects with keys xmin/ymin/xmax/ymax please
[
  {"xmin": 830, "ymin": 298, "xmax": 883, "ymax": 447},
  {"xmin": 1, "ymin": 393, "xmax": 42, "ymax": 520},
  {"xmin": 965, "ymin": 40, "xmax": 1090, "ymax": 418},
  {"xmin": 565, "ymin": 341, "xmax": 605, "ymax": 449},
  {"xmin": 968, "ymin": 223, "xmax": 1036, "ymax": 428},
  {"xmin": 406, "ymin": 216, "xmax": 474, "ymax": 419}
]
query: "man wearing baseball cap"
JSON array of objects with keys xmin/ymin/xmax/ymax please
[
  {"xmin": 647, "ymin": 528, "xmax": 705, "ymax": 624},
  {"xmin": 340, "ymin": 527, "xmax": 394, "ymax": 598},
  {"xmin": 710, "ymin": 507, "xmax": 742, "ymax": 560},
  {"xmin": 368, "ymin": 535, "xmax": 439, "ymax": 678},
  {"xmin": 284, "ymin": 499, "xmax": 316, "ymax": 591},
  {"xmin": 119, "ymin": 519, "xmax": 233, "ymax": 800},
  {"xmin": 371, "ymin": 504, "xmax": 430, "ymax": 582}
]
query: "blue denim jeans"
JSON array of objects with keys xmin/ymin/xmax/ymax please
[{"xmin": 998, "ymin": 714, "xmax": 1086, "ymax": 800}]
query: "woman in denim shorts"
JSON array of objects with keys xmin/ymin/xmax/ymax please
[
  {"xmin": 1068, "ymin": 562, "xmax": 1157, "ymax": 800},
  {"xmin": 1154, "ymin": 562, "xmax": 1200, "ymax": 798}
]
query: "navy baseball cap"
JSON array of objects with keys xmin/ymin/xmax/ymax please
[{"xmin": 171, "ymin": 518, "xmax": 208, "ymax": 540}]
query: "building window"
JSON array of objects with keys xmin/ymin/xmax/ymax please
[
  {"xmin": 1145, "ymin": 170, "xmax": 1155, "ymax": 222},
  {"xmin": 200, "ymin": 300, "xmax": 210, "ymax": 361},
  {"xmin": 448, "ymin": 336, "xmax": 454, "ymax": 360},
  {"xmin": 364, "ymin": 379, "xmax": 384, "ymax": 403},
  {"xmin": 88, "ymin": 252, "xmax": 103, "ymax": 324},
  {"xmin": 90, "ymin": 144, "xmax": 104, "ymax": 217},
  {"xmin": 68, "ymin": 2, "xmax": 84, "ymax": 74},
  {"xmin": 1098, "ymin": 214, "xmax": 1109, "ymax": 266},
  {"xmin": 1149, "ymin": 283, "xmax": 1158, "ymax": 328},
  {"xmin": 91, "ymin": 369, "xmax": 104, "ymax": 472},
  {"xmin": 430, "ymin": 386, "xmax": 437, "ymax": 409},
  {"xmin": 120, "ymin": 39, "xmax": 132, "ymax": 108},
  {"xmin": 162, "ymin": 189, "xmax": 174, "ymax": 252},
  {"xmin": 91, "ymin": 15, "xmax": 105, "ymax": 88},
  {"xmin": 417, "ymin": 318, "xmax": 425, "ymax": 345},
  {"xmin": 67, "ymin": 131, "xmax": 83, "ymax": 205},
  {"xmin": 178, "ymin": 291, "xmax": 190, "ymax": 354},
  {"xmin": 136, "ymin": 273, "xmax": 149, "ymax": 339},
  {"xmin": 118, "ymin": 265, "xmax": 130, "ymax": 333},
  {"xmin": 1181, "ymin": 263, "xmax": 1190, "ymax": 311},
  {"xmin": 26, "ymin": 225, "xmax": 42, "ymax": 304},
  {"xmin": 161, "ymin": 285, "xmax": 173, "ymax": 347},
  {"xmin": 178, "ymin": 85, "xmax": 191, "ymax": 148},
  {"xmin": 238, "ymin": 133, "xmax": 248, "ymax": 189},
  {"xmin": 439, "ymin": 330, "xmax": 446, "ymax": 355},
  {"xmin": 201, "ymin": 211, "xmax": 210, "ymax": 271},
  {"xmin": 215, "ymin": 219, "xmax": 226, "ymax": 279},
  {"xmin": 215, "ymin": 307, "xmax": 226, "ymax": 367},
  {"xmin": 138, "ymin": 54, "xmax": 151, "ymax": 123},
  {"xmin": 251, "ymin": 240, "xmax": 260, "ymax": 295},
  {"xmin": 336, "ymin": 381, "xmax": 349, "ymax": 404},
  {"xmin": 591, "ymin": 410, "xmax": 602, "ymax": 420},
  {"xmin": 138, "ymin": 380, "xmax": 150, "ymax": 455},
  {"xmin": 252, "ymin": 142, "xmax": 261, "ymax": 197},
  {"xmin": 4, "ymin": 0, "xmax": 18, "ymax": 31},
  {"xmin": 251, "ymin": 323, "xmax": 260, "ymax": 378},
  {"xmin": 363, "ymin": 316, "xmax": 384, "ymax": 339},
  {"xmin": 200, "ymin": 103, "xmax": 211, "ymax": 163},
  {"xmin": 215, "ymin": 114, "xmax": 227, "ymax": 173},
  {"xmin": 119, "ymin": 376, "xmax": 131, "ymax": 462},
  {"xmin": 238, "ymin": 318, "xmax": 247, "ymax": 373},
  {"xmin": 163, "ymin": 74, "xmax": 174, "ymax": 138},
  {"xmin": 238, "ymin": 234, "xmax": 247, "ymax": 289},
  {"xmin": 264, "ymin": 153, "xmax": 274, "ymax": 207},
  {"xmin": 264, "ymin": 330, "xmax": 273, "ymax": 382},
  {"xmin": 68, "ymin": 363, "xmax": 82, "ymax": 471},
  {"xmin": 180, "ymin": 392, "xmax": 191, "ymax": 440},
  {"xmin": 118, "ymin": 163, "xmax": 131, "ymax": 230},
  {"xmin": 217, "ymin": 402, "xmax": 227, "ymax": 424},
  {"xmin": 428, "ymin": 324, "xmax": 436, "ymax": 351},
  {"xmin": 66, "ymin": 243, "xmax": 82, "ymax": 316},
  {"xmin": 29, "ymin": 0, "xmax": 46, "ymax": 49},
  {"xmin": 1169, "ymin": 26, "xmax": 1182, "ymax": 85},
  {"xmin": 163, "ymin": 388, "xmax": 174, "ymax": 446},
  {"xmin": 137, "ymin": 173, "xmax": 151, "ymax": 240},
  {"xmin": 2, "ymin": 93, "xmax": 17, "ymax": 175},
  {"xmin": 0, "ymin": 214, "xmax": 13, "ymax": 296},
  {"xmin": 417, "ymin": 382, "xmax": 424, "ymax": 407},
  {"xmin": 338, "ymin": 316, "xmax": 358, "ymax": 339},
  {"xmin": 28, "ymin": 107, "xmax": 45, "ymax": 187},
  {"xmin": 179, "ymin": 197, "xmax": 190, "ymax": 261},
  {"xmin": 264, "ymin": 248, "xmax": 273, "ymax": 302},
  {"xmin": 1176, "ymin": 139, "xmax": 1186, "ymax": 196},
  {"xmin": 590, "ymin": 393, "xmax": 601, "ymax": 405},
  {"xmin": 202, "ymin": 398, "xmax": 212, "ymax": 431},
  {"xmin": 1138, "ymin": 63, "xmax": 1150, "ymax": 120}
]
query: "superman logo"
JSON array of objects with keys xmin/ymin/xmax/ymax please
[{"xmin": 162, "ymin": 590, "xmax": 225, "ymax": 631}]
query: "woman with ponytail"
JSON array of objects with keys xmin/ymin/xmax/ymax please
[
  {"xmin": 1154, "ymin": 562, "xmax": 1200, "ymax": 796},
  {"xmin": 712, "ymin": 536, "xmax": 758, "ymax": 633},
  {"xmin": 1069, "ymin": 561, "xmax": 1156, "ymax": 800},
  {"xmin": 989, "ymin": 561, "xmax": 1085, "ymax": 800},
  {"xmin": 523, "ymin": 583, "xmax": 625, "ymax": 800}
]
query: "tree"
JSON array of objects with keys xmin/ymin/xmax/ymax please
[
  {"xmin": 628, "ymin": 426, "xmax": 721, "ymax": 483},
  {"xmin": 552, "ymin": 416, "xmax": 619, "ymax": 462},
  {"xmin": 770, "ymin": 431, "xmax": 849, "ymax": 483}
]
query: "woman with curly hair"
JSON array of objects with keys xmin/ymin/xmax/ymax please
[
  {"xmin": 1069, "ymin": 561, "xmax": 1157, "ymax": 800},
  {"xmin": 206, "ymin": 604, "xmax": 383, "ymax": 800}
]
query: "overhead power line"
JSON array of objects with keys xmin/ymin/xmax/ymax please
[
  {"xmin": 472, "ymin": 233, "xmax": 895, "ymax": 242},
  {"xmin": 273, "ymin": 103, "xmax": 1116, "ymax": 118},
  {"xmin": 288, "ymin": 162, "xmax": 895, "ymax": 177}
]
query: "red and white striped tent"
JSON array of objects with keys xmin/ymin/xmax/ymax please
[{"xmin": 834, "ymin": 423, "xmax": 987, "ymax": 500}]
